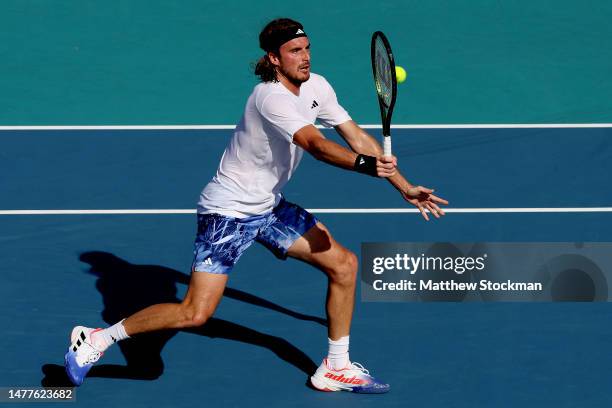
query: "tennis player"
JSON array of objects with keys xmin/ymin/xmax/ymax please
[{"xmin": 65, "ymin": 18, "xmax": 448, "ymax": 393}]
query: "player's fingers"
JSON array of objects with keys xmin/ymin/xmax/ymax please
[
  {"xmin": 425, "ymin": 202, "xmax": 440, "ymax": 218},
  {"xmin": 417, "ymin": 186, "xmax": 434, "ymax": 194},
  {"xmin": 423, "ymin": 202, "xmax": 439, "ymax": 218},
  {"xmin": 429, "ymin": 194, "xmax": 449, "ymax": 205},
  {"xmin": 417, "ymin": 204, "xmax": 429, "ymax": 221},
  {"xmin": 429, "ymin": 202, "xmax": 446, "ymax": 216},
  {"xmin": 377, "ymin": 163, "xmax": 396, "ymax": 177},
  {"xmin": 377, "ymin": 169, "xmax": 395, "ymax": 178},
  {"xmin": 378, "ymin": 157, "xmax": 397, "ymax": 168}
]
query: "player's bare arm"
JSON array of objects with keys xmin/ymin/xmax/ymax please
[
  {"xmin": 293, "ymin": 124, "xmax": 396, "ymax": 178},
  {"xmin": 335, "ymin": 120, "xmax": 449, "ymax": 220}
]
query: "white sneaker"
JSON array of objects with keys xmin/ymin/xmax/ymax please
[
  {"xmin": 310, "ymin": 358, "xmax": 390, "ymax": 393},
  {"xmin": 64, "ymin": 326, "xmax": 104, "ymax": 386}
]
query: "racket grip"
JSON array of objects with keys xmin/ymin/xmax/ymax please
[{"xmin": 383, "ymin": 136, "xmax": 392, "ymax": 157}]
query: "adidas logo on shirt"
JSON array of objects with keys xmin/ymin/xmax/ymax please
[
  {"xmin": 204, "ymin": 258, "xmax": 213, "ymax": 266},
  {"xmin": 311, "ymin": 100, "xmax": 318, "ymax": 109}
]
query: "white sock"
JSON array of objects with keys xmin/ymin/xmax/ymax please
[
  {"xmin": 91, "ymin": 319, "xmax": 130, "ymax": 351},
  {"xmin": 327, "ymin": 336, "xmax": 350, "ymax": 370}
]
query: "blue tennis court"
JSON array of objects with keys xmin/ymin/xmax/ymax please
[
  {"xmin": 2, "ymin": 0, "xmax": 612, "ymax": 406},
  {"xmin": 1, "ymin": 126, "xmax": 611, "ymax": 407}
]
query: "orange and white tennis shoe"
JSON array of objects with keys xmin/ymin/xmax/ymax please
[{"xmin": 310, "ymin": 358, "xmax": 390, "ymax": 393}]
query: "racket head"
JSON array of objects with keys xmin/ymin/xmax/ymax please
[{"xmin": 371, "ymin": 31, "xmax": 397, "ymax": 137}]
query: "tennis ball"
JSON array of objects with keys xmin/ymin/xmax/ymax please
[{"xmin": 395, "ymin": 66, "xmax": 407, "ymax": 83}]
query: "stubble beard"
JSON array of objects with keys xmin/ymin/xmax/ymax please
[{"xmin": 277, "ymin": 66, "xmax": 310, "ymax": 86}]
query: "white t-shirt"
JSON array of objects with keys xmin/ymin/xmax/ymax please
[{"xmin": 198, "ymin": 73, "xmax": 351, "ymax": 217}]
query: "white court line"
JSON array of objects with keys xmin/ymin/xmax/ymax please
[
  {"xmin": 0, "ymin": 125, "xmax": 236, "ymax": 131},
  {"xmin": 1, "ymin": 208, "xmax": 611, "ymax": 215},
  {"xmin": 363, "ymin": 124, "xmax": 612, "ymax": 129},
  {"xmin": 311, "ymin": 208, "xmax": 612, "ymax": 213},
  {"xmin": 0, "ymin": 123, "xmax": 611, "ymax": 131}
]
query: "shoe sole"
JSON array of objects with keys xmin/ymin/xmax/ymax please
[
  {"xmin": 310, "ymin": 375, "xmax": 336, "ymax": 392},
  {"xmin": 310, "ymin": 374, "xmax": 390, "ymax": 394}
]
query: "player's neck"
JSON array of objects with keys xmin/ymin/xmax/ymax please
[{"xmin": 277, "ymin": 74, "xmax": 301, "ymax": 96}]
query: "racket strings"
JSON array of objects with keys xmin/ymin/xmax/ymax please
[{"xmin": 374, "ymin": 37, "xmax": 393, "ymax": 109}]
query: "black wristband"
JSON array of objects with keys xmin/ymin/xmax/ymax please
[{"xmin": 353, "ymin": 154, "xmax": 378, "ymax": 177}]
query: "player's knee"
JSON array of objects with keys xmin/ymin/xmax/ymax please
[
  {"xmin": 345, "ymin": 250, "xmax": 358, "ymax": 281},
  {"xmin": 189, "ymin": 312, "xmax": 211, "ymax": 327},
  {"xmin": 330, "ymin": 250, "xmax": 358, "ymax": 286},
  {"xmin": 181, "ymin": 302, "xmax": 215, "ymax": 328}
]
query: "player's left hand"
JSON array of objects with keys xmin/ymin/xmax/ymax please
[{"xmin": 401, "ymin": 186, "xmax": 448, "ymax": 221}]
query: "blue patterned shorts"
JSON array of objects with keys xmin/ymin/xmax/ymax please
[{"xmin": 192, "ymin": 198, "xmax": 319, "ymax": 274}]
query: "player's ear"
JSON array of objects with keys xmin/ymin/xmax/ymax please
[{"xmin": 268, "ymin": 51, "xmax": 281, "ymax": 67}]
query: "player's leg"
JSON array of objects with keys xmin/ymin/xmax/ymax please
[
  {"xmin": 256, "ymin": 199, "xmax": 389, "ymax": 393},
  {"xmin": 287, "ymin": 223, "xmax": 389, "ymax": 393},
  {"xmin": 123, "ymin": 271, "xmax": 227, "ymax": 334},
  {"xmin": 65, "ymin": 212, "xmax": 261, "ymax": 386},
  {"xmin": 286, "ymin": 222, "xmax": 357, "ymax": 341},
  {"xmin": 64, "ymin": 271, "xmax": 227, "ymax": 386},
  {"xmin": 255, "ymin": 200, "xmax": 356, "ymax": 340}
]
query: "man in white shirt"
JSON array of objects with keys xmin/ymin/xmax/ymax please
[{"xmin": 65, "ymin": 18, "xmax": 448, "ymax": 393}]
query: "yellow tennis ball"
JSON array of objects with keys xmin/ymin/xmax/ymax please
[{"xmin": 395, "ymin": 66, "xmax": 407, "ymax": 83}]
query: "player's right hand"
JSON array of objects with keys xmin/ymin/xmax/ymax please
[{"xmin": 376, "ymin": 155, "xmax": 397, "ymax": 178}]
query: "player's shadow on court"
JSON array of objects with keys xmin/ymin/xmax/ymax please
[{"xmin": 41, "ymin": 251, "xmax": 324, "ymax": 387}]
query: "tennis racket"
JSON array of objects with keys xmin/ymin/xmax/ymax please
[{"xmin": 371, "ymin": 31, "xmax": 398, "ymax": 158}]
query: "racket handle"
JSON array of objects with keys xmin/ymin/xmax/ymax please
[{"xmin": 383, "ymin": 136, "xmax": 392, "ymax": 157}]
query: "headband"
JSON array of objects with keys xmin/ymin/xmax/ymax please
[{"xmin": 262, "ymin": 27, "xmax": 308, "ymax": 52}]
